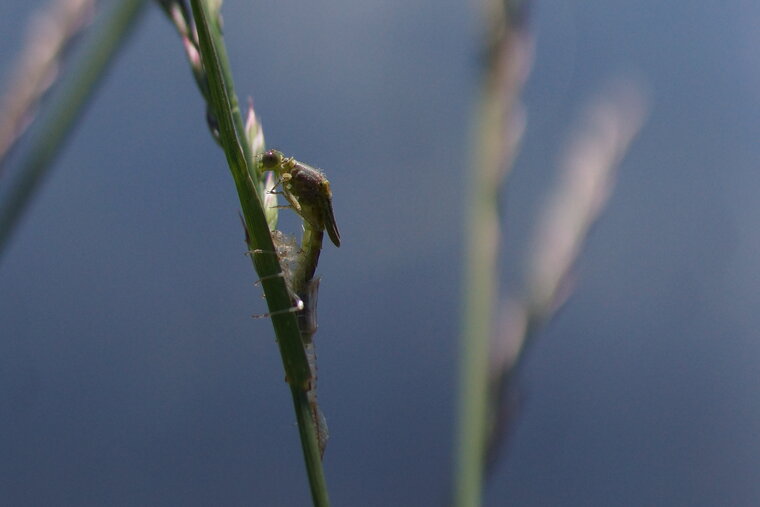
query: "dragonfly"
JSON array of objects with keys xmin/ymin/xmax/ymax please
[{"xmin": 259, "ymin": 150, "xmax": 341, "ymax": 248}]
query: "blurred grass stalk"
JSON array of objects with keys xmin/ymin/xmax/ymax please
[
  {"xmin": 454, "ymin": 0, "xmax": 647, "ymax": 504},
  {"xmin": 485, "ymin": 81, "xmax": 648, "ymax": 470},
  {"xmin": 454, "ymin": 1, "xmax": 531, "ymax": 505},
  {"xmin": 0, "ymin": 0, "xmax": 97, "ymax": 175},
  {"xmin": 0, "ymin": 0, "xmax": 149, "ymax": 256},
  {"xmin": 182, "ymin": 1, "xmax": 330, "ymax": 504}
]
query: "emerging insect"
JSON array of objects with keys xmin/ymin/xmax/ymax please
[{"xmin": 259, "ymin": 150, "xmax": 341, "ymax": 247}]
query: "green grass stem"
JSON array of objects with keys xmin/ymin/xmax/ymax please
[
  {"xmin": 0, "ymin": 0, "xmax": 149, "ymax": 257},
  {"xmin": 454, "ymin": 2, "xmax": 529, "ymax": 504},
  {"xmin": 189, "ymin": 1, "xmax": 330, "ymax": 504}
]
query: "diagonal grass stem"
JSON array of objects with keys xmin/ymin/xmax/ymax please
[
  {"xmin": 189, "ymin": 1, "xmax": 330, "ymax": 504},
  {"xmin": 0, "ymin": 0, "xmax": 149, "ymax": 257}
]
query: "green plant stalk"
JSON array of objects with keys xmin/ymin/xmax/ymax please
[
  {"xmin": 189, "ymin": 1, "xmax": 329, "ymax": 505},
  {"xmin": 0, "ymin": 0, "xmax": 149, "ymax": 257},
  {"xmin": 454, "ymin": 81, "xmax": 504, "ymax": 507},
  {"xmin": 455, "ymin": 2, "xmax": 525, "ymax": 503},
  {"xmin": 200, "ymin": 9, "xmax": 255, "ymax": 187}
]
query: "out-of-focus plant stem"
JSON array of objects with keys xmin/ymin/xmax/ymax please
[
  {"xmin": 0, "ymin": 0, "xmax": 149, "ymax": 257},
  {"xmin": 486, "ymin": 85, "xmax": 648, "ymax": 466},
  {"xmin": 0, "ymin": 0, "xmax": 97, "ymax": 175},
  {"xmin": 454, "ymin": 2, "xmax": 531, "ymax": 505}
]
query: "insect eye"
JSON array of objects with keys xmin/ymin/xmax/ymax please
[{"xmin": 261, "ymin": 150, "xmax": 282, "ymax": 169}]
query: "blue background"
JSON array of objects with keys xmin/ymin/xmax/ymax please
[{"xmin": 1, "ymin": 1, "xmax": 760, "ymax": 505}]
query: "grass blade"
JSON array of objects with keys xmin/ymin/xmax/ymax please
[
  {"xmin": 0, "ymin": 0, "xmax": 149, "ymax": 257},
  {"xmin": 188, "ymin": 1, "xmax": 330, "ymax": 504}
]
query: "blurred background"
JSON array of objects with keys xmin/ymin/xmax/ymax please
[{"xmin": 1, "ymin": 0, "xmax": 759, "ymax": 505}]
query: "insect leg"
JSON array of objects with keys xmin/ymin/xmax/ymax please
[
  {"xmin": 253, "ymin": 271, "xmax": 287, "ymax": 287},
  {"xmin": 252, "ymin": 297, "xmax": 304, "ymax": 319},
  {"xmin": 246, "ymin": 248, "xmax": 277, "ymax": 256}
]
